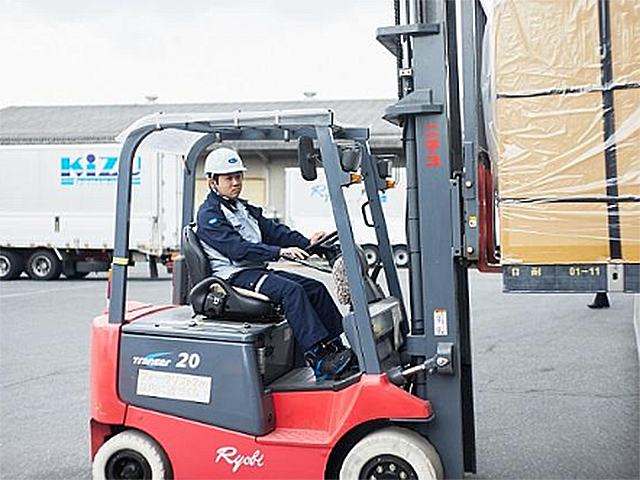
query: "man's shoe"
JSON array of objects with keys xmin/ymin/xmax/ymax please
[
  {"xmin": 324, "ymin": 335, "xmax": 345, "ymax": 352},
  {"xmin": 305, "ymin": 344, "xmax": 357, "ymax": 382},
  {"xmin": 588, "ymin": 292, "xmax": 610, "ymax": 309}
]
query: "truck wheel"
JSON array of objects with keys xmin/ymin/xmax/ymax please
[
  {"xmin": 393, "ymin": 244, "xmax": 409, "ymax": 269},
  {"xmin": 339, "ymin": 427, "xmax": 443, "ymax": 480},
  {"xmin": 25, "ymin": 250, "xmax": 62, "ymax": 281},
  {"xmin": 93, "ymin": 430, "xmax": 171, "ymax": 480},
  {"xmin": 361, "ymin": 244, "xmax": 380, "ymax": 268},
  {"xmin": 0, "ymin": 250, "xmax": 24, "ymax": 280}
]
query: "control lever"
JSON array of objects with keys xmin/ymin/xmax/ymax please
[{"xmin": 386, "ymin": 342, "xmax": 454, "ymax": 386}]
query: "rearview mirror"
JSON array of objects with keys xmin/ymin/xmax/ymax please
[
  {"xmin": 339, "ymin": 146, "xmax": 361, "ymax": 172},
  {"xmin": 297, "ymin": 136, "xmax": 318, "ymax": 181},
  {"xmin": 376, "ymin": 155, "xmax": 395, "ymax": 178}
]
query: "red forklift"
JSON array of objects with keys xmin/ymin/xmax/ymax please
[
  {"xmin": 90, "ymin": 0, "xmax": 640, "ymax": 476},
  {"xmin": 91, "ymin": 107, "xmax": 460, "ymax": 479},
  {"xmin": 90, "ymin": 0, "xmax": 493, "ymax": 478}
]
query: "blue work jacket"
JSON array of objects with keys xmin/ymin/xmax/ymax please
[{"xmin": 196, "ymin": 190, "xmax": 310, "ymax": 279}]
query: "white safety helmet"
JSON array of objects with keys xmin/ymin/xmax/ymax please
[{"xmin": 204, "ymin": 147, "xmax": 247, "ymax": 177}]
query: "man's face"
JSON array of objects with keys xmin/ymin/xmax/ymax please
[{"xmin": 212, "ymin": 172, "xmax": 244, "ymax": 200}]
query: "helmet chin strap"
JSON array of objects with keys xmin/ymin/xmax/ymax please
[{"xmin": 209, "ymin": 180, "xmax": 235, "ymax": 202}]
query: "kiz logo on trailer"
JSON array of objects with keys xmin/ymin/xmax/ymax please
[{"xmin": 60, "ymin": 153, "xmax": 141, "ymax": 186}]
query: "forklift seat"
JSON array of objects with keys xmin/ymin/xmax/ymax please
[{"xmin": 183, "ymin": 225, "xmax": 279, "ymax": 321}]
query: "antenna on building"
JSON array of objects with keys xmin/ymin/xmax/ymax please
[
  {"xmin": 145, "ymin": 94, "xmax": 159, "ymax": 104},
  {"xmin": 303, "ymin": 92, "xmax": 317, "ymax": 100}
]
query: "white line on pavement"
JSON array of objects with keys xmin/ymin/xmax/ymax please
[{"xmin": 0, "ymin": 283, "xmax": 101, "ymax": 299}]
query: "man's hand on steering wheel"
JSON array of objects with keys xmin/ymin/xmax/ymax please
[
  {"xmin": 280, "ymin": 246, "xmax": 309, "ymax": 260},
  {"xmin": 279, "ymin": 231, "xmax": 340, "ymax": 270},
  {"xmin": 309, "ymin": 231, "xmax": 326, "ymax": 245},
  {"xmin": 306, "ymin": 230, "xmax": 340, "ymax": 258}
]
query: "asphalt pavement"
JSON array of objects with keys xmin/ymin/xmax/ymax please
[{"xmin": 0, "ymin": 265, "xmax": 638, "ymax": 479}]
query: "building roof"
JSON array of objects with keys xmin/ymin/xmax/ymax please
[{"xmin": 0, "ymin": 99, "xmax": 401, "ymax": 149}]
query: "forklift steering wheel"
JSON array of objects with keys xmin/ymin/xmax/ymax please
[{"xmin": 306, "ymin": 230, "xmax": 339, "ymax": 256}]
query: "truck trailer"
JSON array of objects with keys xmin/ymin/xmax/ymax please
[
  {"xmin": 285, "ymin": 167, "xmax": 409, "ymax": 267},
  {"xmin": 0, "ymin": 144, "xmax": 183, "ymax": 280}
]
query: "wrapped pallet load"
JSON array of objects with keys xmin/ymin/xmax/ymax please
[{"xmin": 485, "ymin": 0, "xmax": 640, "ymax": 291}]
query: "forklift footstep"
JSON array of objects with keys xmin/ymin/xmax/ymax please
[{"xmin": 268, "ymin": 366, "xmax": 361, "ymax": 392}]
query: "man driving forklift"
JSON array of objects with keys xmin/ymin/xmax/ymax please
[{"xmin": 195, "ymin": 147, "xmax": 357, "ymax": 381}]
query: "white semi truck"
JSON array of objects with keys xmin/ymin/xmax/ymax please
[
  {"xmin": 0, "ymin": 144, "xmax": 183, "ymax": 280},
  {"xmin": 285, "ymin": 167, "xmax": 408, "ymax": 267}
]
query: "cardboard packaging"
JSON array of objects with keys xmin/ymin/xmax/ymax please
[
  {"xmin": 499, "ymin": 202, "xmax": 610, "ymax": 264},
  {"xmin": 611, "ymin": 0, "xmax": 640, "ymax": 84},
  {"xmin": 495, "ymin": 92, "xmax": 606, "ymax": 199},
  {"xmin": 614, "ymin": 88, "xmax": 640, "ymax": 199},
  {"xmin": 620, "ymin": 203, "xmax": 640, "ymax": 262},
  {"xmin": 489, "ymin": 0, "xmax": 640, "ymax": 266},
  {"xmin": 492, "ymin": 0, "xmax": 601, "ymax": 95}
]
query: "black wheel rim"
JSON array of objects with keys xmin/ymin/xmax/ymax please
[
  {"xmin": 105, "ymin": 449, "xmax": 152, "ymax": 480},
  {"xmin": 360, "ymin": 454, "xmax": 418, "ymax": 480}
]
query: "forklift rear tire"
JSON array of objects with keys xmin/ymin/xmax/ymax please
[
  {"xmin": 0, "ymin": 250, "xmax": 24, "ymax": 280},
  {"xmin": 25, "ymin": 250, "xmax": 62, "ymax": 281},
  {"xmin": 93, "ymin": 430, "xmax": 171, "ymax": 480},
  {"xmin": 339, "ymin": 427, "xmax": 443, "ymax": 480}
]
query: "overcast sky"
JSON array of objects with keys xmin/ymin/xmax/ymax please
[{"xmin": 0, "ymin": 0, "xmax": 399, "ymax": 108}]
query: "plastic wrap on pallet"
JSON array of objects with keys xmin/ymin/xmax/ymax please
[
  {"xmin": 610, "ymin": 0, "xmax": 640, "ymax": 84},
  {"xmin": 490, "ymin": 0, "xmax": 603, "ymax": 94},
  {"xmin": 482, "ymin": 0, "xmax": 640, "ymax": 265},
  {"xmin": 499, "ymin": 201, "xmax": 610, "ymax": 264},
  {"xmin": 495, "ymin": 92, "xmax": 606, "ymax": 199}
]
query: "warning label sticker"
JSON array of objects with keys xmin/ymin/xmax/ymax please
[
  {"xmin": 137, "ymin": 369, "xmax": 211, "ymax": 404},
  {"xmin": 434, "ymin": 309, "xmax": 448, "ymax": 336}
]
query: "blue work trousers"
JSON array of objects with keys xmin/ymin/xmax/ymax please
[{"xmin": 229, "ymin": 269, "xmax": 343, "ymax": 351}]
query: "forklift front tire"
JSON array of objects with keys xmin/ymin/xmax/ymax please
[
  {"xmin": 93, "ymin": 430, "xmax": 172, "ymax": 480},
  {"xmin": 339, "ymin": 427, "xmax": 443, "ymax": 480}
]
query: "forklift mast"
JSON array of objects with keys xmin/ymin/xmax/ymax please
[{"xmin": 377, "ymin": 0, "xmax": 489, "ymax": 476}]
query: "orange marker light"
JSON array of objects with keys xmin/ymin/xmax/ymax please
[{"xmin": 349, "ymin": 173, "xmax": 362, "ymax": 184}]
